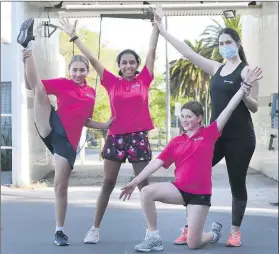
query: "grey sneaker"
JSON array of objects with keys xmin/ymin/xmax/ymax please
[
  {"xmin": 134, "ymin": 234, "xmax": 163, "ymax": 252},
  {"xmin": 17, "ymin": 18, "xmax": 35, "ymax": 48},
  {"xmin": 54, "ymin": 231, "xmax": 69, "ymax": 246},
  {"xmin": 211, "ymin": 222, "xmax": 222, "ymax": 243}
]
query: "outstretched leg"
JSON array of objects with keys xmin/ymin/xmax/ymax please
[
  {"xmin": 19, "ymin": 18, "xmax": 52, "ymax": 138},
  {"xmin": 84, "ymin": 159, "xmax": 122, "ymax": 244},
  {"xmin": 19, "ymin": 19, "xmax": 70, "ymax": 247}
]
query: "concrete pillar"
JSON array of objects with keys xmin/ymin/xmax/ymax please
[
  {"xmin": 241, "ymin": 2, "xmax": 278, "ymax": 181},
  {"xmin": 11, "ymin": 2, "xmax": 30, "ymax": 186}
]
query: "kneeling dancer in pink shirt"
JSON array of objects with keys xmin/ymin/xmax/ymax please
[{"xmin": 120, "ymin": 66, "xmax": 262, "ymax": 252}]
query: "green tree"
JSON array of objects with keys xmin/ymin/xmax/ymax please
[
  {"xmin": 169, "ymin": 40, "xmax": 212, "ymax": 123},
  {"xmin": 149, "ymin": 75, "xmax": 166, "ymax": 128},
  {"xmin": 59, "ymin": 29, "xmax": 119, "ymax": 83},
  {"xmin": 169, "ymin": 40, "xmax": 211, "ymax": 100}
]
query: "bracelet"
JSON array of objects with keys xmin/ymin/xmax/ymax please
[
  {"xmin": 69, "ymin": 35, "xmax": 79, "ymax": 42},
  {"xmin": 241, "ymin": 81, "xmax": 251, "ymax": 87}
]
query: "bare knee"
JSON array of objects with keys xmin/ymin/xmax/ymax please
[
  {"xmin": 54, "ymin": 180, "xmax": 68, "ymax": 197},
  {"xmin": 187, "ymin": 230, "xmax": 203, "ymax": 250},
  {"xmin": 187, "ymin": 239, "xmax": 201, "ymax": 250},
  {"xmin": 140, "ymin": 185, "xmax": 154, "ymax": 200},
  {"xmin": 102, "ymin": 179, "xmax": 116, "ymax": 194}
]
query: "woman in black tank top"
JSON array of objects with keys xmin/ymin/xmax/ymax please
[{"xmin": 152, "ymin": 7, "xmax": 262, "ymax": 247}]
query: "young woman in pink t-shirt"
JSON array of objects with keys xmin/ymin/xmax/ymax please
[
  {"xmin": 120, "ymin": 68, "xmax": 262, "ymax": 252},
  {"xmin": 18, "ymin": 18, "xmax": 113, "ymax": 247},
  {"xmin": 58, "ymin": 18, "xmax": 159, "ymax": 243}
]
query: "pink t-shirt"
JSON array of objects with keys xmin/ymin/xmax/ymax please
[
  {"xmin": 101, "ymin": 65, "xmax": 154, "ymax": 135},
  {"xmin": 157, "ymin": 121, "xmax": 221, "ymax": 195},
  {"xmin": 42, "ymin": 78, "xmax": 96, "ymax": 150}
]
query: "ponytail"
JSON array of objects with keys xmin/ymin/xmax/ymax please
[{"xmin": 239, "ymin": 45, "xmax": 248, "ymax": 65}]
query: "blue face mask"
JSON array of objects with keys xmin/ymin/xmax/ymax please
[{"xmin": 219, "ymin": 45, "xmax": 238, "ymax": 60}]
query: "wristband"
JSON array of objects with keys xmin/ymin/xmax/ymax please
[
  {"xmin": 241, "ymin": 81, "xmax": 251, "ymax": 87},
  {"xmin": 70, "ymin": 35, "xmax": 79, "ymax": 42}
]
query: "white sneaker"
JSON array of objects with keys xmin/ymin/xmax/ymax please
[{"xmin": 84, "ymin": 227, "xmax": 100, "ymax": 244}]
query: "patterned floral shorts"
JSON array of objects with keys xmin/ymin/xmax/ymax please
[{"xmin": 101, "ymin": 131, "xmax": 152, "ymax": 163}]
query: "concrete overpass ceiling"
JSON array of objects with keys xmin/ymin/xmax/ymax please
[{"xmin": 28, "ymin": 1, "xmax": 262, "ymax": 18}]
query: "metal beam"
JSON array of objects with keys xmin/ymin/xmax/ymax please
[
  {"xmin": 64, "ymin": 2, "xmax": 261, "ymax": 11},
  {"xmin": 44, "ymin": 2, "xmax": 262, "ymax": 18},
  {"xmin": 164, "ymin": 16, "xmax": 171, "ymax": 144},
  {"xmin": 101, "ymin": 13, "xmax": 153, "ymax": 20}
]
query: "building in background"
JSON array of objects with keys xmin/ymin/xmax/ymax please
[{"xmin": 1, "ymin": 1, "xmax": 278, "ymax": 186}]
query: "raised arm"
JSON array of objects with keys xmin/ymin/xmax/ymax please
[
  {"xmin": 216, "ymin": 67, "xmax": 263, "ymax": 132},
  {"xmin": 59, "ymin": 18, "xmax": 105, "ymax": 78},
  {"xmin": 241, "ymin": 66, "xmax": 260, "ymax": 113},
  {"xmin": 145, "ymin": 22, "xmax": 159, "ymax": 75},
  {"xmin": 151, "ymin": 6, "xmax": 221, "ymax": 76}
]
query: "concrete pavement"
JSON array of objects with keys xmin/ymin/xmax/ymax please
[{"xmin": 1, "ymin": 162, "xmax": 278, "ymax": 254}]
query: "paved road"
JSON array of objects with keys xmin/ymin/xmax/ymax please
[{"xmin": 1, "ymin": 168, "xmax": 278, "ymax": 254}]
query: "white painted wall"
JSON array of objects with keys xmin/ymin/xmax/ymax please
[
  {"xmin": 242, "ymin": 2, "xmax": 278, "ymax": 181},
  {"xmin": 2, "ymin": 2, "xmax": 61, "ymax": 185}
]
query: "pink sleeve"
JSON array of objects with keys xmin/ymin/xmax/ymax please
[
  {"xmin": 41, "ymin": 78, "xmax": 67, "ymax": 96},
  {"xmin": 157, "ymin": 139, "xmax": 175, "ymax": 169},
  {"xmin": 137, "ymin": 65, "xmax": 154, "ymax": 88},
  {"xmin": 100, "ymin": 69, "xmax": 118, "ymax": 90},
  {"xmin": 88, "ymin": 88, "xmax": 96, "ymax": 118},
  {"xmin": 206, "ymin": 121, "xmax": 222, "ymax": 141}
]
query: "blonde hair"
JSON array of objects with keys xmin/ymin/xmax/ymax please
[{"xmin": 68, "ymin": 55, "xmax": 89, "ymax": 71}]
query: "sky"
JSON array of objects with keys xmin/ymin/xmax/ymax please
[{"xmin": 78, "ymin": 16, "xmax": 223, "ymax": 73}]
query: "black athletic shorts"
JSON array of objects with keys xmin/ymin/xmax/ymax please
[
  {"xmin": 172, "ymin": 183, "xmax": 211, "ymax": 207},
  {"xmin": 35, "ymin": 106, "xmax": 77, "ymax": 169},
  {"xmin": 101, "ymin": 131, "xmax": 152, "ymax": 163}
]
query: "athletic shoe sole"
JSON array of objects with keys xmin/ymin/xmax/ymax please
[
  {"xmin": 84, "ymin": 240, "xmax": 99, "ymax": 244},
  {"xmin": 226, "ymin": 242, "xmax": 241, "ymax": 247},
  {"xmin": 17, "ymin": 18, "xmax": 34, "ymax": 47},
  {"xmin": 174, "ymin": 241, "xmax": 187, "ymax": 245},
  {"xmin": 54, "ymin": 240, "xmax": 69, "ymax": 246},
  {"xmin": 134, "ymin": 246, "xmax": 164, "ymax": 252}
]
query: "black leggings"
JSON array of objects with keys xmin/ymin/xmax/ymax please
[{"xmin": 212, "ymin": 137, "xmax": 256, "ymax": 227}]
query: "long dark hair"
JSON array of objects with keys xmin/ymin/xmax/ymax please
[
  {"xmin": 116, "ymin": 49, "xmax": 141, "ymax": 76},
  {"xmin": 218, "ymin": 28, "xmax": 248, "ymax": 65}
]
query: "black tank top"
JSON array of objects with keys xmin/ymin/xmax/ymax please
[{"xmin": 210, "ymin": 62, "xmax": 255, "ymax": 139}]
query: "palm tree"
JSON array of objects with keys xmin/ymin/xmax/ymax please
[
  {"xmin": 169, "ymin": 39, "xmax": 212, "ymax": 123},
  {"xmin": 169, "ymin": 40, "xmax": 211, "ymax": 99}
]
